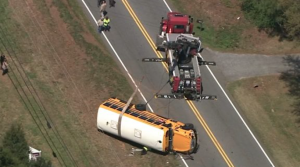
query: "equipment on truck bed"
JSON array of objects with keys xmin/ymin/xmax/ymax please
[
  {"xmin": 143, "ymin": 33, "xmax": 217, "ymax": 101},
  {"xmin": 97, "ymin": 97, "xmax": 199, "ymax": 155}
]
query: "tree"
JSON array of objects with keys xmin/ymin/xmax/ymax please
[
  {"xmin": 280, "ymin": 55, "xmax": 300, "ymax": 116},
  {"xmin": 242, "ymin": 0, "xmax": 285, "ymax": 30},
  {"xmin": 0, "ymin": 124, "xmax": 29, "ymax": 167},
  {"xmin": 0, "ymin": 148, "xmax": 14, "ymax": 167},
  {"xmin": 29, "ymin": 157, "xmax": 52, "ymax": 167},
  {"xmin": 280, "ymin": 0, "xmax": 300, "ymax": 39},
  {"xmin": 242, "ymin": 0, "xmax": 300, "ymax": 39},
  {"xmin": 0, "ymin": 124, "xmax": 52, "ymax": 167}
]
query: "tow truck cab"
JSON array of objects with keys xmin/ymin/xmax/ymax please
[{"xmin": 160, "ymin": 12, "xmax": 194, "ymax": 34}]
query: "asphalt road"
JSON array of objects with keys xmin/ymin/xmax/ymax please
[
  {"xmin": 78, "ymin": 0, "xmax": 276, "ymax": 166},
  {"xmin": 205, "ymin": 48, "xmax": 290, "ymax": 82}
]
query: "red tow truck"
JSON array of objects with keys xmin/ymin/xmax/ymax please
[{"xmin": 143, "ymin": 12, "xmax": 216, "ymax": 101}]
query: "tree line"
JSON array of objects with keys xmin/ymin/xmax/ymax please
[
  {"xmin": 0, "ymin": 124, "xmax": 52, "ymax": 167},
  {"xmin": 242, "ymin": 0, "xmax": 300, "ymax": 40}
]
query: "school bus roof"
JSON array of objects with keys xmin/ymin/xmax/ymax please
[{"xmin": 99, "ymin": 98, "xmax": 193, "ymax": 138}]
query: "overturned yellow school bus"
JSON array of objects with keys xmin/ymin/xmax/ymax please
[{"xmin": 97, "ymin": 97, "xmax": 199, "ymax": 154}]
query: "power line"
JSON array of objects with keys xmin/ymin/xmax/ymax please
[
  {"xmin": 0, "ymin": 28, "xmax": 78, "ymax": 167},
  {"xmin": 0, "ymin": 14, "xmax": 81, "ymax": 166},
  {"xmin": 21, "ymin": 0, "xmax": 126, "ymax": 165},
  {"xmin": 0, "ymin": 8, "xmax": 100, "ymax": 166},
  {"xmin": 0, "ymin": 47, "xmax": 66, "ymax": 166},
  {"xmin": 0, "ymin": 2, "xmax": 106, "ymax": 166}
]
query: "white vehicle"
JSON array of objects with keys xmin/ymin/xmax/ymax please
[{"xmin": 97, "ymin": 97, "xmax": 199, "ymax": 154}]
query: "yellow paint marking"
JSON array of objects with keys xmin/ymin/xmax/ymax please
[{"xmin": 122, "ymin": 0, "xmax": 234, "ymax": 166}]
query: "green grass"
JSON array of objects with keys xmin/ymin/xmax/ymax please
[
  {"xmin": 0, "ymin": 0, "xmax": 180, "ymax": 166},
  {"xmin": 169, "ymin": 0, "xmax": 241, "ymax": 50},
  {"xmin": 0, "ymin": 1, "xmax": 94, "ymax": 166},
  {"xmin": 227, "ymin": 75, "xmax": 300, "ymax": 167},
  {"xmin": 52, "ymin": 0, "xmax": 132, "ymax": 99},
  {"xmin": 196, "ymin": 25, "xmax": 241, "ymax": 49}
]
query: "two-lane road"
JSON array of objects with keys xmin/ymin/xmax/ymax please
[{"xmin": 78, "ymin": 0, "xmax": 274, "ymax": 166}]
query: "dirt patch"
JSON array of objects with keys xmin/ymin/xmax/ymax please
[{"xmin": 240, "ymin": 27, "xmax": 300, "ymax": 54}]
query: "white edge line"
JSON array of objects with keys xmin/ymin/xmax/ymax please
[
  {"xmin": 202, "ymin": 57, "xmax": 275, "ymax": 167},
  {"xmin": 81, "ymin": 0, "xmax": 189, "ymax": 166},
  {"xmin": 80, "ymin": 0, "xmax": 153, "ymax": 112},
  {"xmin": 162, "ymin": 0, "xmax": 275, "ymax": 166}
]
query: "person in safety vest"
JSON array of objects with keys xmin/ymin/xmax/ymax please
[
  {"xmin": 103, "ymin": 16, "xmax": 111, "ymax": 31},
  {"xmin": 141, "ymin": 147, "xmax": 148, "ymax": 155}
]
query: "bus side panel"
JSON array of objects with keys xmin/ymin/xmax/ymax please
[
  {"xmin": 97, "ymin": 107, "xmax": 165, "ymax": 152},
  {"xmin": 97, "ymin": 107, "xmax": 119, "ymax": 135},
  {"xmin": 121, "ymin": 116, "xmax": 165, "ymax": 151}
]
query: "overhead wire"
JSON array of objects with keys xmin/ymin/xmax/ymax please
[
  {"xmin": 145, "ymin": 80, "xmax": 170, "ymax": 105},
  {"xmin": 0, "ymin": 2, "xmax": 82, "ymax": 165},
  {"xmin": 3, "ymin": 0, "xmax": 120, "ymax": 166},
  {"xmin": 4, "ymin": 73, "xmax": 64, "ymax": 167},
  {"xmin": 0, "ymin": 25, "xmax": 78, "ymax": 167},
  {"xmin": 18, "ymin": 0, "xmax": 110, "ymax": 165},
  {"xmin": 0, "ymin": 46, "xmax": 66, "ymax": 166},
  {"xmin": 1, "ymin": 9, "xmax": 98, "ymax": 166}
]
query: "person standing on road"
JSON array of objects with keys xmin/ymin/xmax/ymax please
[
  {"xmin": 99, "ymin": 0, "xmax": 107, "ymax": 19},
  {"xmin": 97, "ymin": 0, "xmax": 104, "ymax": 7},
  {"xmin": 103, "ymin": 16, "xmax": 110, "ymax": 31},
  {"xmin": 97, "ymin": 18, "xmax": 104, "ymax": 33},
  {"xmin": 109, "ymin": 0, "xmax": 116, "ymax": 7},
  {"xmin": 2, "ymin": 58, "xmax": 8, "ymax": 76}
]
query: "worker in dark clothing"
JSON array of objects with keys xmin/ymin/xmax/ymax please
[
  {"xmin": 0, "ymin": 54, "xmax": 5, "ymax": 66},
  {"xmin": 109, "ymin": 0, "xmax": 116, "ymax": 7},
  {"xmin": 168, "ymin": 44, "xmax": 184, "ymax": 77}
]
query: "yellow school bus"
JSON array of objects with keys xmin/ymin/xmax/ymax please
[{"xmin": 97, "ymin": 97, "xmax": 199, "ymax": 154}]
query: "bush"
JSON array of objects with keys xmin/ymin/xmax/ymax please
[
  {"xmin": 242, "ymin": 0, "xmax": 284, "ymax": 30},
  {"xmin": 241, "ymin": 0, "xmax": 300, "ymax": 39},
  {"xmin": 0, "ymin": 124, "xmax": 29, "ymax": 166},
  {"xmin": 0, "ymin": 124, "xmax": 52, "ymax": 167}
]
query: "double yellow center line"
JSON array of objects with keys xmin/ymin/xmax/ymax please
[{"xmin": 122, "ymin": 0, "xmax": 234, "ymax": 166}]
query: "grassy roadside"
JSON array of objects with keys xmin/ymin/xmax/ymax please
[
  {"xmin": 227, "ymin": 75, "xmax": 300, "ymax": 167},
  {"xmin": 0, "ymin": 0, "xmax": 179, "ymax": 166},
  {"xmin": 0, "ymin": 1, "xmax": 62, "ymax": 166},
  {"xmin": 0, "ymin": 0, "xmax": 96, "ymax": 166},
  {"xmin": 168, "ymin": 0, "xmax": 300, "ymax": 54},
  {"xmin": 169, "ymin": 0, "xmax": 241, "ymax": 50},
  {"xmin": 47, "ymin": 0, "xmax": 179, "ymax": 166},
  {"xmin": 52, "ymin": 0, "xmax": 133, "ymax": 98}
]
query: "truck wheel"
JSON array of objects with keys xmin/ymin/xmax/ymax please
[{"xmin": 135, "ymin": 104, "xmax": 146, "ymax": 111}]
